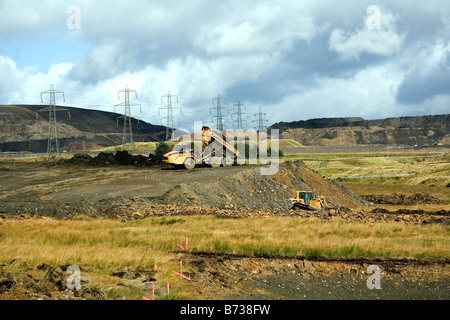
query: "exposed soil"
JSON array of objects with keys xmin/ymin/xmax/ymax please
[
  {"xmin": 187, "ymin": 254, "xmax": 450, "ymax": 300},
  {"xmin": 363, "ymin": 193, "xmax": 446, "ymax": 205},
  {"xmin": 0, "ymin": 159, "xmax": 369, "ymax": 219}
]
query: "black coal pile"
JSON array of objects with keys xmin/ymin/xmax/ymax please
[{"xmin": 66, "ymin": 151, "xmax": 159, "ymax": 167}]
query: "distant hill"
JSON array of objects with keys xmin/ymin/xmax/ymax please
[
  {"xmin": 0, "ymin": 105, "xmax": 167, "ymax": 152},
  {"xmin": 269, "ymin": 114, "xmax": 450, "ymax": 147}
]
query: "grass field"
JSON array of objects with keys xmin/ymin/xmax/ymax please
[
  {"xmin": 2, "ymin": 216, "xmax": 448, "ymax": 262},
  {"xmin": 1, "ymin": 215, "xmax": 448, "ymax": 299},
  {"xmin": 283, "ymin": 151, "xmax": 450, "ymax": 202}
]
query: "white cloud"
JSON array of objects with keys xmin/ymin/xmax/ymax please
[
  {"xmin": 264, "ymin": 63, "xmax": 407, "ymax": 121},
  {"xmin": 0, "ymin": 0, "xmax": 68, "ymax": 36},
  {"xmin": 328, "ymin": 9, "xmax": 404, "ymax": 61},
  {"xmin": 0, "ymin": 0, "xmax": 449, "ymax": 128},
  {"xmin": 396, "ymin": 40, "xmax": 450, "ymax": 104},
  {"xmin": 194, "ymin": 2, "xmax": 317, "ymax": 56}
]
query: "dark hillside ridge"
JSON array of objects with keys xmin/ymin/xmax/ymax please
[
  {"xmin": 270, "ymin": 114, "xmax": 450, "ymax": 131},
  {"xmin": 0, "ymin": 105, "xmax": 167, "ymax": 152},
  {"xmin": 269, "ymin": 114, "xmax": 450, "ymax": 147}
]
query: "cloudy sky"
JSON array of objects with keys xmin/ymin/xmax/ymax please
[{"xmin": 0, "ymin": 0, "xmax": 449, "ymax": 131}]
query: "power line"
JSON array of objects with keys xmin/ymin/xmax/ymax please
[
  {"xmin": 253, "ymin": 106, "xmax": 268, "ymax": 131},
  {"xmin": 159, "ymin": 91, "xmax": 181, "ymax": 141},
  {"xmin": 37, "ymin": 84, "xmax": 71, "ymax": 157},
  {"xmin": 211, "ymin": 94, "xmax": 227, "ymax": 131},
  {"xmin": 114, "ymin": 85, "xmax": 141, "ymax": 151}
]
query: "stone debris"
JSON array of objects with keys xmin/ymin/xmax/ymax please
[{"xmin": 111, "ymin": 203, "xmax": 449, "ymax": 224}]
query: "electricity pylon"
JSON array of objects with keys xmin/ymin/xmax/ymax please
[
  {"xmin": 232, "ymin": 100, "xmax": 247, "ymax": 130},
  {"xmin": 115, "ymin": 85, "xmax": 141, "ymax": 151},
  {"xmin": 159, "ymin": 91, "xmax": 181, "ymax": 141},
  {"xmin": 253, "ymin": 106, "xmax": 268, "ymax": 131},
  {"xmin": 211, "ymin": 94, "xmax": 227, "ymax": 131},
  {"xmin": 38, "ymin": 85, "xmax": 70, "ymax": 157}
]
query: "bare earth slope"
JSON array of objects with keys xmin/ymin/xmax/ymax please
[{"xmin": 0, "ymin": 160, "xmax": 366, "ymax": 218}]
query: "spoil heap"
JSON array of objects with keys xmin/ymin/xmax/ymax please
[{"xmin": 154, "ymin": 161, "xmax": 368, "ymax": 211}]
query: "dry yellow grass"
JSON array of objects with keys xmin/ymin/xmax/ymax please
[
  {"xmin": 1, "ymin": 215, "xmax": 448, "ymax": 299},
  {"xmin": 1, "ymin": 216, "xmax": 448, "ymax": 265},
  {"xmin": 0, "ymin": 218, "xmax": 193, "ymax": 299}
]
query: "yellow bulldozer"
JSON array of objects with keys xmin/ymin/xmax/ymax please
[
  {"xmin": 162, "ymin": 126, "xmax": 239, "ymax": 170},
  {"xmin": 291, "ymin": 191, "xmax": 330, "ymax": 211}
]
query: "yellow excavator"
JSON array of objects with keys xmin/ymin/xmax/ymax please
[
  {"xmin": 163, "ymin": 126, "xmax": 239, "ymax": 170},
  {"xmin": 291, "ymin": 191, "xmax": 330, "ymax": 211}
]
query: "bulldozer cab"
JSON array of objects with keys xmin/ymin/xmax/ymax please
[{"xmin": 295, "ymin": 191, "xmax": 313, "ymax": 205}]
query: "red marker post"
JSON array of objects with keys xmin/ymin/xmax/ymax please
[
  {"xmin": 172, "ymin": 260, "xmax": 192, "ymax": 281},
  {"xmin": 177, "ymin": 237, "xmax": 188, "ymax": 251}
]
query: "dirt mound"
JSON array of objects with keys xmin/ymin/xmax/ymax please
[
  {"xmin": 273, "ymin": 161, "xmax": 369, "ymax": 208},
  {"xmin": 66, "ymin": 151, "xmax": 159, "ymax": 167},
  {"xmin": 154, "ymin": 161, "xmax": 367, "ymax": 211},
  {"xmin": 0, "ymin": 261, "xmax": 84, "ymax": 300},
  {"xmin": 363, "ymin": 193, "xmax": 446, "ymax": 205},
  {"xmin": 0, "ymin": 159, "xmax": 366, "ymax": 220}
]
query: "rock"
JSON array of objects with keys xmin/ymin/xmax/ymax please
[
  {"xmin": 303, "ymin": 260, "xmax": 315, "ymax": 270},
  {"xmin": 42, "ymin": 267, "xmax": 65, "ymax": 291},
  {"xmin": 80, "ymin": 286, "xmax": 106, "ymax": 300},
  {"xmin": 0, "ymin": 273, "xmax": 16, "ymax": 293},
  {"xmin": 36, "ymin": 263, "xmax": 53, "ymax": 272},
  {"xmin": 132, "ymin": 212, "xmax": 144, "ymax": 220},
  {"xmin": 60, "ymin": 289, "xmax": 76, "ymax": 300}
]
